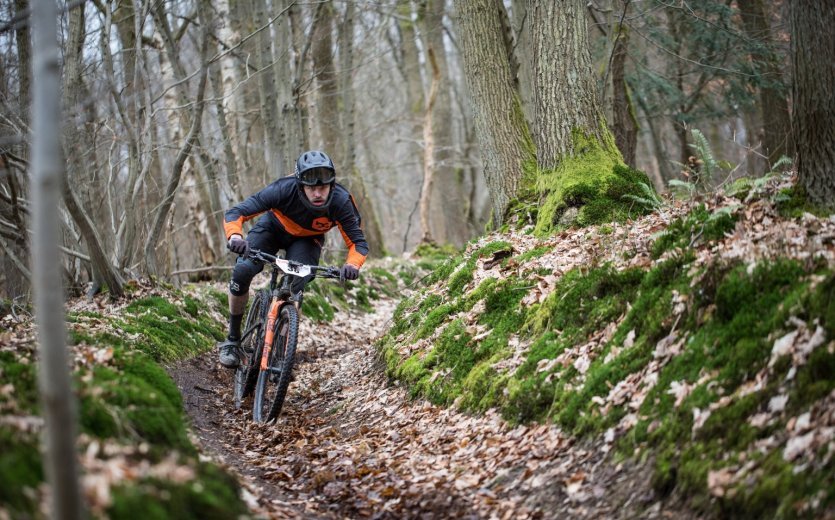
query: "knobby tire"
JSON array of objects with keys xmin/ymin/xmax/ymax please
[
  {"xmin": 233, "ymin": 290, "xmax": 267, "ymax": 409},
  {"xmin": 253, "ymin": 304, "xmax": 298, "ymax": 423}
]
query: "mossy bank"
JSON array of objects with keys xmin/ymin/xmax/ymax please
[
  {"xmin": 378, "ymin": 196, "xmax": 835, "ymax": 518},
  {"xmin": 0, "ymin": 282, "xmax": 248, "ymax": 519}
]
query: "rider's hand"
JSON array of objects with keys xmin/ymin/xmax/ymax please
[
  {"xmin": 340, "ymin": 264, "xmax": 359, "ymax": 281},
  {"xmin": 227, "ymin": 235, "xmax": 249, "ymax": 255}
]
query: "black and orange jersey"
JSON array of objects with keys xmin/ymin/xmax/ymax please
[{"xmin": 224, "ymin": 177, "xmax": 369, "ymax": 268}]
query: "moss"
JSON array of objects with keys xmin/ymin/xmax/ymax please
[
  {"xmin": 108, "ymin": 462, "xmax": 247, "ymax": 520},
  {"xmin": 1, "ymin": 288, "xmax": 249, "ymax": 518},
  {"xmin": 523, "ymin": 130, "xmax": 654, "ymax": 235},
  {"xmin": 78, "ymin": 352, "xmax": 191, "ymax": 452},
  {"xmin": 205, "ymin": 288, "xmax": 230, "ymax": 319},
  {"xmin": 302, "ymin": 292, "xmax": 335, "ymax": 322},
  {"xmin": 0, "ymin": 428, "xmax": 41, "ymax": 516},
  {"xmin": 775, "ymin": 184, "xmax": 832, "ymax": 218},
  {"xmin": 117, "ymin": 296, "xmax": 224, "ymax": 362},
  {"xmin": 0, "ymin": 351, "xmax": 39, "ymax": 414},
  {"xmin": 652, "ymin": 204, "xmax": 737, "ymax": 258}
]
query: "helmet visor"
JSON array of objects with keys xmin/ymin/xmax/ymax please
[{"xmin": 298, "ymin": 167, "xmax": 335, "ymax": 186}]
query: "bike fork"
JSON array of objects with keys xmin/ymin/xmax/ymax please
[{"xmin": 260, "ymin": 299, "xmax": 281, "ymax": 370}]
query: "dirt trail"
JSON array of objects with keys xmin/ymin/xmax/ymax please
[{"xmin": 171, "ymin": 297, "xmax": 695, "ymax": 519}]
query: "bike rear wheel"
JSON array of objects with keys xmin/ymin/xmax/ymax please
[
  {"xmin": 233, "ymin": 290, "xmax": 267, "ymax": 409},
  {"xmin": 253, "ymin": 304, "xmax": 299, "ymax": 422}
]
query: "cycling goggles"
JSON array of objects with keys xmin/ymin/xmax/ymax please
[{"xmin": 298, "ymin": 167, "xmax": 335, "ymax": 186}]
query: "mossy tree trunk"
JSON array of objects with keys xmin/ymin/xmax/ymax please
[
  {"xmin": 529, "ymin": 0, "xmax": 611, "ymax": 169},
  {"xmin": 790, "ymin": 0, "xmax": 835, "ymax": 209},
  {"xmin": 453, "ymin": 0, "xmax": 534, "ymax": 227}
]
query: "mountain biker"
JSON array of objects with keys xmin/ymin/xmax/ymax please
[{"xmin": 217, "ymin": 150, "xmax": 368, "ymax": 368}]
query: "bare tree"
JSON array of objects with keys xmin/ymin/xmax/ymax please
[
  {"xmin": 62, "ymin": 1, "xmax": 124, "ymax": 297},
  {"xmin": 30, "ymin": 0, "xmax": 84, "ymax": 516}
]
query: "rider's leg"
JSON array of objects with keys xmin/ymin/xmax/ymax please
[{"xmin": 219, "ymin": 215, "xmax": 283, "ymax": 367}]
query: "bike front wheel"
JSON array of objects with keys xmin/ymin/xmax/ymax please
[
  {"xmin": 234, "ymin": 290, "xmax": 267, "ymax": 409},
  {"xmin": 253, "ymin": 303, "xmax": 299, "ymax": 423}
]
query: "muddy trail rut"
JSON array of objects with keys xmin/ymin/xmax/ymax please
[{"xmin": 170, "ymin": 296, "xmax": 693, "ymax": 519}]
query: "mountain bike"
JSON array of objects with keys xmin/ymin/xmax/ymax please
[{"xmin": 232, "ymin": 249, "xmax": 341, "ymax": 423}]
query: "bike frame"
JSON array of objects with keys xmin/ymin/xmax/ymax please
[{"xmin": 259, "ymin": 258, "xmax": 309, "ymax": 370}]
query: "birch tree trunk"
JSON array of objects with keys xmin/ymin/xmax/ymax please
[
  {"xmin": 453, "ymin": 0, "xmax": 533, "ymax": 225},
  {"xmin": 791, "ymin": 0, "xmax": 835, "ymax": 209},
  {"xmin": 275, "ymin": 0, "xmax": 305, "ymax": 168},
  {"xmin": 30, "ymin": 0, "xmax": 84, "ymax": 516},
  {"xmin": 252, "ymin": 0, "xmax": 283, "ymax": 174},
  {"xmin": 420, "ymin": 49, "xmax": 441, "ymax": 245}
]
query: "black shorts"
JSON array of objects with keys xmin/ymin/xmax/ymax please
[{"xmin": 229, "ymin": 213, "xmax": 323, "ymax": 296}]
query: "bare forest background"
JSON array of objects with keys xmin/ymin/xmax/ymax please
[{"xmin": 0, "ymin": 0, "xmax": 795, "ymax": 301}]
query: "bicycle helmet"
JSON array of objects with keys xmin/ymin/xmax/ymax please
[{"xmin": 294, "ymin": 150, "xmax": 336, "ymax": 212}]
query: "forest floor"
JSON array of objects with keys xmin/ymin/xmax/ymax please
[{"xmin": 171, "ymin": 289, "xmax": 698, "ymax": 519}]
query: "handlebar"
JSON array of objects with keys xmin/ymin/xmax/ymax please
[{"xmin": 245, "ymin": 249, "xmax": 342, "ymax": 280}]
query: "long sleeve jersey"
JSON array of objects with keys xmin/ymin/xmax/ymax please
[{"xmin": 223, "ymin": 177, "xmax": 369, "ymax": 268}]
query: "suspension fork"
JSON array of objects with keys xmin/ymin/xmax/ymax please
[{"xmin": 260, "ymin": 298, "xmax": 281, "ymax": 370}]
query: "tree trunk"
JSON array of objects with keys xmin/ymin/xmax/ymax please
[
  {"xmin": 791, "ymin": 1, "xmax": 835, "ymax": 208},
  {"xmin": 529, "ymin": 0, "xmax": 607, "ymax": 168},
  {"xmin": 15, "ymin": 0, "xmax": 31, "ymax": 125},
  {"xmin": 421, "ymin": 0, "xmax": 468, "ymax": 247},
  {"xmin": 453, "ymin": 0, "xmax": 533, "ymax": 226},
  {"xmin": 252, "ymin": 0, "xmax": 283, "ymax": 174},
  {"xmin": 312, "ymin": 3, "xmax": 340, "ymax": 158},
  {"xmin": 611, "ymin": 25, "xmax": 638, "ymax": 168},
  {"xmin": 30, "ymin": 0, "xmax": 84, "ymax": 516},
  {"xmin": 339, "ymin": 2, "xmax": 385, "ymax": 255},
  {"xmin": 420, "ymin": 49, "xmax": 441, "ymax": 245},
  {"xmin": 396, "ymin": 1, "xmax": 426, "ymax": 175},
  {"xmin": 275, "ymin": 0, "xmax": 304, "ymax": 169},
  {"xmin": 738, "ymin": 0, "xmax": 793, "ymax": 165}
]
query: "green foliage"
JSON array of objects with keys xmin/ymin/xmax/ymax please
[
  {"xmin": 670, "ymin": 129, "xmax": 734, "ymax": 191},
  {"xmin": 629, "ymin": 2, "xmax": 786, "ymax": 145},
  {"xmin": 652, "ymin": 204, "xmax": 737, "ymax": 258},
  {"xmin": 108, "ymin": 463, "xmax": 248, "ymax": 520},
  {"xmin": 621, "ymin": 181, "xmax": 664, "ymax": 212}
]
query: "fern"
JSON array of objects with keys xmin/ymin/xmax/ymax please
[
  {"xmin": 769, "ymin": 155, "xmax": 793, "ymax": 173},
  {"xmin": 707, "ymin": 204, "xmax": 740, "ymax": 222},
  {"xmin": 622, "ymin": 181, "xmax": 664, "ymax": 211},
  {"xmin": 668, "ymin": 179, "xmax": 697, "ymax": 198},
  {"xmin": 688, "ymin": 128, "xmax": 719, "ymax": 185}
]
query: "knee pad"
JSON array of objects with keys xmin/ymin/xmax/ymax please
[{"xmin": 229, "ymin": 259, "xmax": 261, "ymax": 296}]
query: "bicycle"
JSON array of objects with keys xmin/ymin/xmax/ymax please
[{"xmin": 232, "ymin": 249, "xmax": 342, "ymax": 423}]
